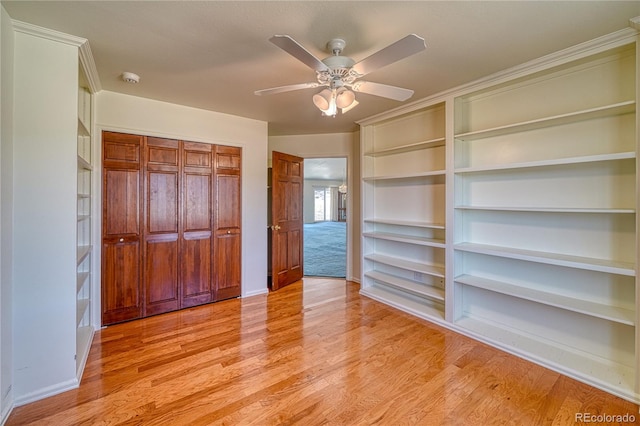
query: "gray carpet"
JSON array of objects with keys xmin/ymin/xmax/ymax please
[{"xmin": 304, "ymin": 221, "xmax": 346, "ymax": 278}]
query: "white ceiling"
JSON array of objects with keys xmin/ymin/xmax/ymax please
[
  {"xmin": 305, "ymin": 158, "xmax": 347, "ymax": 181},
  {"xmin": 3, "ymin": 1, "xmax": 639, "ymax": 136}
]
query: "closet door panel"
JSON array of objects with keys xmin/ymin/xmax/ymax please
[
  {"xmin": 215, "ymin": 233, "xmax": 241, "ymax": 300},
  {"xmin": 144, "ymin": 137, "xmax": 180, "ymax": 316},
  {"xmin": 102, "ymin": 242, "xmax": 141, "ymax": 324},
  {"xmin": 103, "ymin": 169, "xmax": 139, "ymax": 236},
  {"xmin": 184, "ymin": 173, "xmax": 211, "ymax": 231},
  {"xmin": 147, "ymin": 171, "xmax": 179, "ymax": 233},
  {"xmin": 214, "ymin": 145, "xmax": 241, "ymax": 299},
  {"xmin": 103, "ymin": 131, "xmax": 141, "ymax": 166},
  {"xmin": 184, "ymin": 142, "xmax": 212, "ymax": 168},
  {"xmin": 182, "ymin": 233, "xmax": 212, "ymax": 307},
  {"xmin": 216, "ymin": 174, "xmax": 240, "ymax": 228},
  {"xmin": 101, "ymin": 131, "xmax": 143, "ymax": 325},
  {"xmin": 181, "ymin": 142, "xmax": 214, "ymax": 307},
  {"xmin": 144, "ymin": 237, "xmax": 179, "ymax": 316}
]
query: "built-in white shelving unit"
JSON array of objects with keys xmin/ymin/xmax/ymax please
[
  {"xmin": 76, "ymin": 65, "xmax": 94, "ymax": 376},
  {"xmin": 359, "ymin": 28, "xmax": 639, "ymax": 403},
  {"xmin": 361, "ymin": 103, "xmax": 447, "ymax": 321}
]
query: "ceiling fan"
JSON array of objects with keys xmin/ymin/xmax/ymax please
[{"xmin": 254, "ymin": 34, "xmax": 426, "ymax": 117}]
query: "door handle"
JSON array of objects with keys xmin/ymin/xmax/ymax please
[{"xmin": 270, "ymin": 225, "xmax": 281, "ymax": 231}]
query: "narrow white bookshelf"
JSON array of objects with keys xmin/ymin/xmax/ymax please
[
  {"xmin": 360, "ymin": 102, "xmax": 447, "ymax": 322},
  {"xmin": 76, "ymin": 65, "xmax": 94, "ymax": 377}
]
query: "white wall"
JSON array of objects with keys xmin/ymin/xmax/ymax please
[
  {"xmin": 269, "ymin": 132, "xmax": 361, "ymax": 281},
  {"xmin": 95, "ymin": 91, "xmax": 269, "ymax": 302},
  {"xmin": 12, "ymin": 30, "xmax": 79, "ymax": 403},
  {"xmin": 0, "ymin": 4, "xmax": 15, "ymax": 422}
]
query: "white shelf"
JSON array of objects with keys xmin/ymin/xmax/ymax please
[
  {"xmin": 77, "ymin": 245, "xmax": 92, "ymax": 265},
  {"xmin": 77, "ymin": 155, "xmax": 92, "ymax": 171},
  {"xmin": 364, "ymin": 218, "xmax": 445, "ymax": 229},
  {"xmin": 361, "ymin": 285, "xmax": 445, "ymax": 321},
  {"xmin": 456, "ymin": 316, "xmax": 635, "ymax": 397},
  {"xmin": 364, "ymin": 231, "xmax": 445, "ymax": 248},
  {"xmin": 455, "ymin": 151, "xmax": 636, "ymax": 174},
  {"xmin": 364, "ymin": 137, "xmax": 446, "ymax": 157},
  {"xmin": 455, "ymin": 243, "xmax": 635, "ymax": 276},
  {"xmin": 455, "ymin": 101, "xmax": 636, "ymax": 141},
  {"xmin": 362, "ymin": 169, "xmax": 445, "ymax": 182},
  {"xmin": 77, "ymin": 271, "xmax": 90, "ymax": 293},
  {"xmin": 455, "ymin": 274, "xmax": 634, "ymax": 326},
  {"xmin": 366, "ymin": 271, "xmax": 445, "ymax": 302},
  {"xmin": 455, "ymin": 206, "xmax": 635, "ymax": 214},
  {"xmin": 77, "ymin": 214, "xmax": 90, "ymax": 222},
  {"xmin": 365, "ymin": 253, "xmax": 445, "ymax": 278},
  {"xmin": 77, "ymin": 117, "xmax": 90, "ymax": 137}
]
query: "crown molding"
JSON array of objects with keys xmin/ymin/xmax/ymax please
[
  {"xmin": 12, "ymin": 20, "xmax": 102, "ymax": 93},
  {"xmin": 12, "ymin": 19, "xmax": 85, "ymax": 46},
  {"xmin": 358, "ymin": 26, "xmax": 638, "ymax": 126},
  {"xmin": 79, "ymin": 42, "xmax": 102, "ymax": 93}
]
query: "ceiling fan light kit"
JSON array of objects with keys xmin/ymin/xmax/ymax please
[
  {"xmin": 255, "ymin": 34, "xmax": 426, "ymax": 117},
  {"xmin": 312, "ymin": 88, "xmax": 332, "ymax": 111}
]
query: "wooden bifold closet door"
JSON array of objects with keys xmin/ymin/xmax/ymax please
[{"xmin": 101, "ymin": 131, "xmax": 241, "ymax": 326}]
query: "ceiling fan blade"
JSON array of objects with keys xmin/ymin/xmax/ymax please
[
  {"xmin": 269, "ymin": 35, "xmax": 330, "ymax": 72},
  {"xmin": 352, "ymin": 34, "xmax": 426, "ymax": 76},
  {"xmin": 351, "ymin": 81, "xmax": 414, "ymax": 101},
  {"xmin": 254, "ymin": 82, "xmax": 320, "ymax": 96}
]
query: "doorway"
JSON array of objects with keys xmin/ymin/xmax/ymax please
[{"xmin": 303, "ymin": 158, "xmax": 347, "ymax": 278}]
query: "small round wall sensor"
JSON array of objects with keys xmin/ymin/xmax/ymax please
[{"xmin": 121, "ymin": 72, "xmax": 140, "ymax": 83}]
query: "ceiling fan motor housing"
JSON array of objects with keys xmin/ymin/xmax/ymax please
[{"xmin": 318, "ymin": 54, "xmax": 358, "ymax": 86}]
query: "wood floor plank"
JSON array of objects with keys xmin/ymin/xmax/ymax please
[{"xmin": 6, "ymin": 278, "xmax": 638, "ymax": 425}]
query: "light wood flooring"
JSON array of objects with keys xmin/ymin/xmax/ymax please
[{"xmin": 7, "ymin": 278, "xmax": 639, "ymax": 425}]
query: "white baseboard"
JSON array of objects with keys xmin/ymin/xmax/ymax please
[
  {"xmin": 242, "ymin": 288, "xmax": 269, "ymax": 298},
  {"xmin": 1, "ymin": 401, "xmax": 13, "ymax": 426},
  {"xmin": 13, "ymin": 377, "xmax": 78, "ymax": 408}
]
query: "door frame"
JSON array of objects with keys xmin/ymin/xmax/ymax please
[
  {"xmin": 269, "ymin": 153, "xmax": 353, "ymax": 282},
  {"xmin": 304, "ymin": 156, "xmax": 349, "ymax": 279},
  {"xmin": 303, "ymin": 155, "xmax": 353, "ymax": 281}
]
